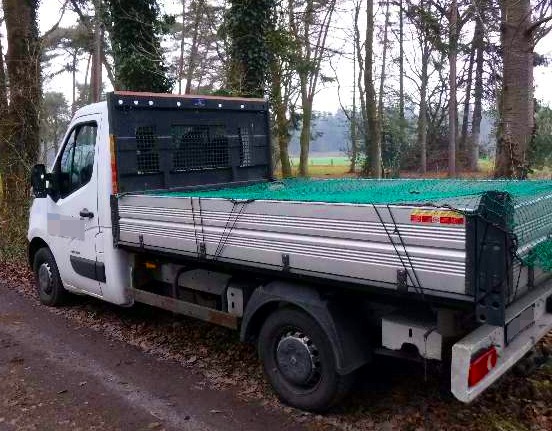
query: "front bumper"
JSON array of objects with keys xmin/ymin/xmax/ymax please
[{"xmin": 451, "ymin": 277, "xmax": 552, "ymax": 403}]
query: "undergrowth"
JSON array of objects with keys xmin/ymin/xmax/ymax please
[{"xmin": 0, "ymin": 200, "xmax": 30, "ymax": 264}]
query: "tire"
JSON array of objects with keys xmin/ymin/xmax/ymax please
[
  {"xmin": 33, "ymin": 247, "xmax": 68, "ymax": 306},
  {"xmin": 258, "ymin": 307, "xmax": 354, "ymax": 412}
]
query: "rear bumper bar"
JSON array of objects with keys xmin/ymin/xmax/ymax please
[{"xmin": 451, "ymin": 277, "xmax": 552, "ymax": 403}]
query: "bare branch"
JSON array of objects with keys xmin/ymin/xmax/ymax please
[
  {"xmin": 534, "ymin": 24, "xmax": 552, "ymax": 43},
  {"xmin": 69, "ymin": 0, "xmax": 92, "ymax": 28},
  {"xmin": 41, "ymin": 0, "xmax": 69, "ymax": 41},
  {"xmin": 527, "ymin": 15, "xmax": 552, "ymax": 35},
  {"xmin": 329, "ymin": 58, "xmax": 351, "ymax": 121}
]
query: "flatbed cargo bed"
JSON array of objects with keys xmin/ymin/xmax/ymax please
[
  {"xmin": 106, "ymin": 92, "xmax": 552, "ymax": 323},
  {"xmin": 114, "ymin": 178, "xmax": 552, "ymax": 305}
]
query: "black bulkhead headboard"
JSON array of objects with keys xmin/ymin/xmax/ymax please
[{"xmin": 107, "ymin": 92, "xmax": 272, "ymax": 194}]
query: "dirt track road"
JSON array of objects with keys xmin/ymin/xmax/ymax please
[
  {"xmin": 0, "ymin": 282, "xmax": 305, "ymax": 431},
  {"xmin": 1, "ymin": 262, "xmax": 551, "ymax": 431}
]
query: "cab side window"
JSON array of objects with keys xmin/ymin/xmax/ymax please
[{"xmin": 58, "ymin": 123, "xmax": 97, "ymax": 199}]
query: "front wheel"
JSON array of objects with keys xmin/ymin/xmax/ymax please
[
  {"xmin": 258, "ymin": 307, "xmax": 354, "ymax": 412},
  {"xmin": 33, "ymin": 247, "xmax": 68, "ymax": 306}
]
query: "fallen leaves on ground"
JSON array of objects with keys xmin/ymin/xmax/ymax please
[{"xmin": 1, "ymin": 261, "xmax": 550, "ymax": 431}]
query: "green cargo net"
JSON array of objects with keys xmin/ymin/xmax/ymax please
[
  {"xmin": 154, "ymin": 178, "xmax": 552, "ymax": 271},
  {"xmin": 157, "ymin": 178, "xmax": 550, "ymax": 205}
]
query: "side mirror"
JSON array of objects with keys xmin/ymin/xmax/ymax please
[{"xmin": 30, "ymin": 164, "xmax": 47, "ymax": 198}]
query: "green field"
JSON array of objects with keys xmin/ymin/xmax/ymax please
[
  {"xmin": 290, "ymin": 156, "xmax": 350, "ymax": 166},
  {"xmin": 283, "ymin": 156, "xmax": 523, "ymax": 178},
  {"xmin": 292, "ymin": 156, "xmax": 494, "ymax": 169}
]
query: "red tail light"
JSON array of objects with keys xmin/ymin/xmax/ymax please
[
  {"xmin": 110, "ymin": 134, "xmax": 119, "ymax": 195},
  {"xmin": 468, "ymin": 346, "xmax": 498, "ymax": 387}
]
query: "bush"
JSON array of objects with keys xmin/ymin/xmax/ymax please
[{"xmin": 528, "ymin": 106, "xmax": 552, "ymax": 171}]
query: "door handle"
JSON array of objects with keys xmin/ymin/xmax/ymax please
[{"xmin": 79, "ymin": 208, "xmax": 94, "ymax": 219}]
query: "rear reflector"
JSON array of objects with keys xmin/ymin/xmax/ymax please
[{"xmin": 468, "ymin": 346, "xmax": 498, "ymax": 387}]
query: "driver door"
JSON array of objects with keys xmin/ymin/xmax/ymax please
[{"xmin": 47, "ymin": 118, "xmax": 103, "ymax": 296}]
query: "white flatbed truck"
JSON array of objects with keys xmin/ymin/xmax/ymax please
[{"xmin": 28, "ymin": 91, "xmax": 552, "ymax": 411}]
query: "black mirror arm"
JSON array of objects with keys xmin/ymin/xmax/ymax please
[
  {"xmin": 30, "ymin": 164, "xmax": 48, "ymax": 198},
  {"xmin": 45, "ymin": 171, "xmax": 59, "ymax": 201}
]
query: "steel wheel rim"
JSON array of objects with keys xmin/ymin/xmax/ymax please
[
  {"xmin": 38, "ymin": 263, "xmax": 53, "ymax": 295},
  {"xmin": 275, "ymin": 329, "xmax": 321, "ymax": 388}
]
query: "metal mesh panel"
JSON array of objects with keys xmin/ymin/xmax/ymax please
[
  {"xmin": 172, "ymin": 125, "xmax": 229, "ymax": 171},
  {"xmin": 239, "ymin": 127, "xmax": 252, "ymax": 167},
  {"xmin": 136, "ymin": 126, "xmax": 159, "ymax": 173}
]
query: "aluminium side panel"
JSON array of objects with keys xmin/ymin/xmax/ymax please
[{"xmin": 117, "ymin": 195, "xmax": 470, "ymax": 298}]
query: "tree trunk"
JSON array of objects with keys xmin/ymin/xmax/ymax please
[
  {"xmin": 448, "ymin": 0, "xmax": 458, "ymax": 177},
  {"xmin": 348, "ymin": 19, "xmax": 358, "ymax": 174},
  {"xmin": 102, "ymin": 57, "xmax": 116, "ymax": 88},
  {"xmin": 84, "ymin": 53, "xmax": 92, "ymax": 101},
  {"xmin": 417, "ymin": 45, "xmax": 429, "ymax": 175},
  {"xmin": 105, "ymin": 0, "xmax": 173, "ymax": 92},
  {"xmin": 292, "ymin": 0, "xmax": 336, "ymax": 176},
  {"xmin": 460, "ymin": 33, "xmax": 475, "ymax": 168},
  {"xmin": 0, "ymin": 34, "xmax": 8, "ymax": 185},
  {"xmin": 354, "ymin": 0, "xmax": 367, "ymax": 166},
  {"xmin": 364, "ymin": 0, "xmax": 381, "ymax": 178},
  {"xmin": 2, "ymin": 0, "xmax": 41, "ymax": 202},
  {"xmin": 297, "ymin": 0, "xmax": 312, "ymax": 178},
  {"xmin": 178, "ymin": 0, "xmax": 186, "ymax": 94},
  {"xmin": 91, "ymin": 7, "xmax": 103, "ymax": 103},
  {"xmin": 470, "ymin": 13, "xmax": 484, "ymax": 172},
  {"xmin": 495, "ymin": 0, "xmax": 533, "ymax": 178},
  {"xmin": 349, "ymin": 36, "xmax": 358, "ymax": 174},
  {"xmin": 277, "ymin": 114, "xmax": 292, "ymax": 177},
  {"xmin": 0, "ymin": 36, "xmax": 7, "ymax": 114},
  {"xmin": 349, "ymin": 115, "xmax": 358, "ymax": 173},
  {"xmin": 298, "ymin": 86, "xmax": 312, "ymax": 177},
  {"xmin": 397, "ymin": 0, "xmax": 404, "ymax": 178},
  {"xmin": 71, "ymin": 51, "xmax": 77, "ymax": 114},
  {"xmin": 227, "ymin": 0, "xmax": 274, "ymax": 97},
  {"xmin": 377, "ymin": 0, "xmax": 390, "ymax": 143},
  {"xmin": 185, "ymin": 0, "xmax": 202, "ymax": 94},
  {"xmin": 271, "ymin": 64, "xmax": 292, "ymax": 177}
]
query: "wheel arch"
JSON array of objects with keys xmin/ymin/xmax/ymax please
[
  {"xmin": 28, "ymin": 237, "xmax": 49, "ymax": 268},
  {"xmin": 241, "ymin": 280, "xmax": 371, "ymax": 375}
]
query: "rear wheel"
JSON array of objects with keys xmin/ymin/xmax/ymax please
[
  {"xmin": 33, "ymin": 248, "xmax": 68, "ymax": 306},
  {"xmin": 258, "ymin": 307, "xmax": 354, "ymax": 412}
]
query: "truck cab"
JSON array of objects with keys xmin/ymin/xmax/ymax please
[{"xmin": 28, "ymin": 101, "xmax": 129, "ymax": 305}]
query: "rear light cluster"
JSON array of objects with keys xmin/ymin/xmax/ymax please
[
  {"xmin": 110, "ymin": 134, "xmax": 119, "ymax": 195},
  {"xmin": 468, "ymin": 346, "xmax": 498, "ymax": 387},
  {"xmin": 410, "ymin": 210, "xmax": 464, "ymax": 225},
  {"xmin": 438, "ymin": 215, "xmax": 465, "ymax": 225}
]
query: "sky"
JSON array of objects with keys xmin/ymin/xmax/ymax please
[{"xmin": 1, "ymin": 0, "xmax": 552, "ymax": 113}]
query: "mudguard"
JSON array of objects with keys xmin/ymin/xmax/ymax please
[{"xmin": 240, "ymin": 281, "xmax": 371, "ymax": 375}]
